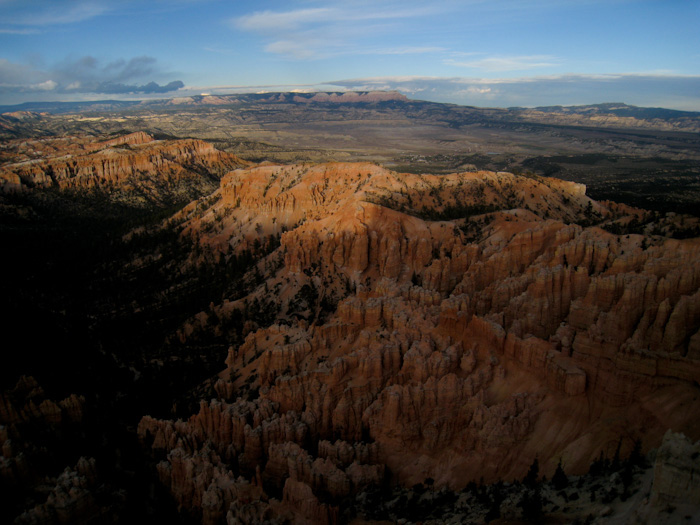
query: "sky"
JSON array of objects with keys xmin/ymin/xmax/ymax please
[{"xmin": 1, "ymin": 0, "xmax": 699, "ymax": 110}]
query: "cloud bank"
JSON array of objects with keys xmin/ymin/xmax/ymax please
[
  {"xmin": 93, "ymin": 81, "xmax": 185, "ymax": 95},
  {"xmin": 0, "ymin": 56, "xmax": 184, "ymax": 101},
  {"xmin": 444, "ymin": 55, "xmax": 561, "ymax": 72},
  {"xmin": 327, "ymin": 74, "xmax": 700, "ymax": 111}
]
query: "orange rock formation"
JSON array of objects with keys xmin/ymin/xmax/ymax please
[
  {"xmin": 0, "ymin": 132, "xmax": 249, "ymax": 202},
  {"xmin": 138, "ymin": 162, "xmax": 700, "ymax": 522}
]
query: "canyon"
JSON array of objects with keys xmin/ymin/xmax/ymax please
[
  {"xmin": 2, "ymin": 94, "xmax": 699, "ymax": 215},
  {"xmin": 1, "ymin": 97, "xmax": 699, "ymax": 523},
  {"xmin": 133, "ymin": 160, "xmax": 700, "ymax": 523}
]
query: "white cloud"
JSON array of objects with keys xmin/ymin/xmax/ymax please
[
  {"xmin": 233, "ymin": 4, "xmax": 440, "ymax": 32},
  {"xmin": 461, "ymin": 86, "xmax": 492, "ymax": 95},
  {"xmin": 445, "ymin": 55, "xmax": 561, "ymax": 72},
  {"xmin": 31, "ymin": 79, "xmax": 57, "ymax": 91},
  {"xmin": 230, "ymin": 3, "xmax": 448, "ymax": 60},
  {"xmin": 234, "ymin": 8, "xmax": 335, "ymax": 31}
]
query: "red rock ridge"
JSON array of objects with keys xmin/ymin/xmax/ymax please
[
  {"xmin": 292, "ymin": 91, "xmax": 409, "ymax": 104},
  {"xmin": 0, "ymin": 132, "xmax": 250, "ymax": 201}
]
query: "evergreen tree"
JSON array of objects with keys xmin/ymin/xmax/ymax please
[
  {"xmin": 552, "ymin": 459, "xmax": 569, "ymax": 490},
  {"xmin": 524, "ymin": 457, "xmax": 539, "ymax": 487},
  {"xmin": 588, "ymin": 451, "xmax": 608, "ymax": 477}
]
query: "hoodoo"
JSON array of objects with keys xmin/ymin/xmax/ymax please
[{"xmin": 136, "ymin": 161, "xmax": 700, "ymax": 523}]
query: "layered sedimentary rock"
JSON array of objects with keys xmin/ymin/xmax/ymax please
[
  {"xmin": 0, "ymin": 131, "xmax": 249, "ymax": 204},
  {"xmin": 140, "ymin": 162, "xmax": 700, "ymax": 522}
]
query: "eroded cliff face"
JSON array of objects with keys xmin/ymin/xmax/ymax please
[
  {"xmin": 138, "ymin": 162, "xmax": 700, "ymax": 522},
  {"xmin": 0, "ymin": 131, "xmax": 250, "ymax": 205}
]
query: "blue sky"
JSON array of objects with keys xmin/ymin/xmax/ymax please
[{"xmin": 1, "ymin": 0, "xmax": 699, "ymax": 109}]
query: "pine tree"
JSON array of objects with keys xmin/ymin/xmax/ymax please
[
  {"xmin": 524, "ymin": 457, "xmax": 539, "ymax": 487},
  {"xmin": 552, "ymin": 459, "xmax": 569, "ymax": 490}
]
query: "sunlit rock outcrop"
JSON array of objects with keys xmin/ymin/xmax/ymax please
[{"xmin": 140, "ymin": 161, "xmax": 700, "ymax": 522}]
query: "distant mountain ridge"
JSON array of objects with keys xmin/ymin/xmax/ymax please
[
  {"xmin": 0, "ymin": 99, "xmax": 141, "ymax": 114},
  {"xmin": 1, "ymin": 92, "xmax": 697, "ymax": 119},
  {"xmin": 0, "ymin": 91, "xmax": 409, "ymax": 114},
  {"xmin": 527, "ymin": 102, "xmax": 700, "ymax": 120}
]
